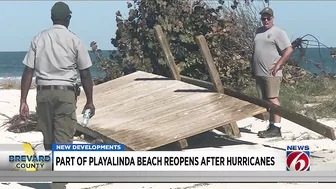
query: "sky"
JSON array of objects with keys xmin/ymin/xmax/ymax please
[{"xmin": 0, "ymin": 1, "xmax": 335, "ymax": 52}]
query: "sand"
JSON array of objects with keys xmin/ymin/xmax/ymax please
[{"xmin": 0, "ymin": 89, "xmax": 336, "ymax": 189}]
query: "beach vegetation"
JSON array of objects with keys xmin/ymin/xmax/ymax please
[
  {"xmin": 1, "ymin": 113, "xmax": 37, "ymax": 133},
  {"xmin": 91, "ymin": 0, "xmax": 336, "ymax": 120},
  {"xmin": 2, "ymin": 0, "xmax": 336, "ymax": 134},
  {"xmin": 244, "ymin": 75, "xmax": 336, "ymax": 119},
  {"xmin": 0, "ymin": 80, "xmax": 36, "ymax": 90}
]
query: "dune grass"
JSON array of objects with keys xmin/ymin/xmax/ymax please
[
  {"xmin": 243, "ymin": 76, "xmax": 336, "ymax": 120},
  {"xmin": 0, "ymin": 80, "xmax": 36, "ymax": 90}
]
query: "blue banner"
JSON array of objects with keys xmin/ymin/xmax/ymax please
[{"xmin": 52, "ymin": 144, "xmax": 124, "ymax": 151}]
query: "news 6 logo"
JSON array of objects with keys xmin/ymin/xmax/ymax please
[{"xmin": 286, "ymin": 145, "xmax": 310, "ymax": 171}]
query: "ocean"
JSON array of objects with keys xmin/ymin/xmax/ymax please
[
  {"xmin": 0, "ymin": 48, "xmax": 336, "ymax": 83},
  {"xmin": 0, "ymin": 51, "xmax": 106, "ymax": 83}
]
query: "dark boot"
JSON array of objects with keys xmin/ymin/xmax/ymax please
[{"xmin": 258, "ymin": 125, "xmax": 282, "ymax": 138}]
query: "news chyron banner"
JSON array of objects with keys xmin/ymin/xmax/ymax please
[
  {"xmin": 0, "ymin": 143, "xmax": 310, "ymax": 172},
  {"xmin": 51, "ymin": 144, "xmax": 311, "ymax": 171},
  {"xmin": 0, "ymin": 143, "xmax": 52, "ymax": 171}
]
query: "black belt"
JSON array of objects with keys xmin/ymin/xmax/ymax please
[{"xmin": 37, "ymin": 85, "xmax": 75, "ymax": 91}]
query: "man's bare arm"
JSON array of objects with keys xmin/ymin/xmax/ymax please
[
  {"xmin": 276, "ymin": 46, "xmax": 294, "ymax": 66},
  {"xmin": 79, "ymin": 68, "xmax": 93, "ymax": 104},
  {"xmin": 20, "ymin": 66, "xmax": 34, "ymax": 103}
]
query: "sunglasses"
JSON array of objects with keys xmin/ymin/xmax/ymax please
[
  {"xmin": 66, "ymin": 15, "xmax": 72, "ymax": 20},
  {"xmin": 261, "ymin": 17, "xmax": 272, "ymax": 21}
]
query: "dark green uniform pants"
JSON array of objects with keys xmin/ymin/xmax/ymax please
[{"xmin": 36, "ymin": 88, "xmax": 78, "ymax": 189}]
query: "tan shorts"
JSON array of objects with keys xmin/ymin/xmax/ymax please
[{"xmin": 255, "ymin": 76, "xmax": 282, "ymax": 99}]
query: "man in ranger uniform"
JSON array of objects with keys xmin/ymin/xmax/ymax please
[
  {"xmin": 19, "ymin": 2, "xmax": 95, "ymax": 188},
  {"xmin": 252, "ymin": 7, "xmax": 293, "ymax": 138}
]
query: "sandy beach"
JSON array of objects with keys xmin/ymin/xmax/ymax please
[{"xmin": 1, "ymin": 89, "xmax": 336, "ymax": 189}]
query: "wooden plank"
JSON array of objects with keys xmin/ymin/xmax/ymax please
[
  {"xmin": 89, "ymin": 91, "xmax": 215, "ymax": 130},
  {"xmin": 78, "ymin": 77, "xmax": 181, "ymax": 114},
  {"xmin": 181, "ymin": 75, "xmax": 216, "ymax": 90},
  {"xmin": 77, "ymin": 72, "xmax": 165, "ymax": 104},
  {"xmin": 76, "ymin": 71, "xmax": 267, "ymax": 151},
  {"xmin": 216, "ymin": 122, "xmax": 241, "ymax": 138},
  {"xmin": 75, "ymin": 124, "xmax": 134, "ymax": 151},
  {"xmin": 154, "ymin": 25, "xmax": 181, "ymax": 81},
  {"xmin": 106, "ymin": 95, "xmax": 234, "ymax": 137},
  {"xmin": 180, "ymin": 75, "xmax": 268, "ymax": 120},
  {"xmin": 195, "ymin": 35, "xmax": 241, "ymax": 138},
  {"xmin": 90, "ymin": 90, "xmax": 264, "ymax": 150},
  {"xmin": 92, "ymin": 71, "xmax": 157, "ymax": 93},
  {"xmin": 78, "ymin": 78, "xmax": 216, "ymax": 122},
  {"xmin": 103, "ymin": 102, "xmax": 262, "ymax": 151},
  {"xmin": 154, "ymin": 25, "xmax": 188, "ymax": 149},
  {"xmin": 180, "ymin": 75, "xmax": 336, "ymax": 140},
  {"xmin": 224, "ymin": 86, "xmax": 336, "ymax": 140},
  {"xmin": 88, "ymin": 92, "xmax": 221, "ymax": 150},
  {"xmin": 194, "ymin": 35, "xmax": 224, "ymax": 94},
  {"xmin": 122, "ymin": 100, "xmax": 265, "ymax": 151}
]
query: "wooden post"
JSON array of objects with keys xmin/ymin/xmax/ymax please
[
  {"xmin": 154, "ymin": 25, "xmax": 188, "ymax": 149},
  {"xmin": 195, "ymin": 36, "xmax": 224, "ymax": 94},
  {"xmin": 154, "ymin": 25, "xmax": 181, "ymax": 81},
  {"xmin": 195, "ymin": 35, "xmax": 241, "ymax": 138}
]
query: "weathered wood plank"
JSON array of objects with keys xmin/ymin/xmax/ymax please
[
  {"xmin": 76, "ymin": 72, "xmax": 266, "ymax": 151},
  {"xmin": 85, "ymin": 94, "xmax": 231, "ymax": 150},
  {"xmin": 195, "ymin": 35, "xmax": 224, "ymax": 94},
  {"xmin": 78, "ymin": 79, "xmax": 183, "ymax": 115},
  {"xmin": 88, "ymin": 91, "xmax": 216, "ymax": 130},
  {"xmin": 195, "ymin": 35, "xmax": 241, "ymax": 138},
  {"xmin": 154, "ymin": 25, "xmax": 181, "ymax": 81},
  {"xmin": 77, "ymin": 72, "xmax": 165, "ymax": 106},
  {"xmin": 108, "ymin": 95, "xmax": 235, "ymax": 136},
  {"xmin": 154, "ymin": 25, "xmax": 192, "ymax": 148},
  {"xmin": 180, "ymin": 76, "xmax": 269, "ymax": 120},
  {"xmin": 126, "ymin": 102, "xmax": 264, "ymax": 151},
  {"xmin": 75, "ymin": 124, "xmax": 134, "ymax": 151}
]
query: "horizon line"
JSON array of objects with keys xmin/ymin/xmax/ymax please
[
  {"xmin": 0, "ymin": 47, "xmax": 333, "ymax": 53},
  {"xmin": 0, "ymin": 49, "xmax": 115, "ymax": 53}
]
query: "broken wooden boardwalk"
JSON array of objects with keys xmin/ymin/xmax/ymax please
[{"xmin": 75, "ymin": 71, "xmax": 266, "ymax": 151}]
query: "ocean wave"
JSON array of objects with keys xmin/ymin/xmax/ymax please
[
  {"xmin": 0, "ymin": 76, "xmax": 35, "ymax": 83},
  {"xmin": 0, "ymin": 76, "xmax": 23, "ymax": 80}
]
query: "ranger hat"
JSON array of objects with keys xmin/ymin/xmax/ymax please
[
  {"xmin": 259, "ymin": 7, "xmax": 274, "ymax": 17},
  {"xmin": 51, "ymin": 2, "xmax": 72, "ymax": 20}
]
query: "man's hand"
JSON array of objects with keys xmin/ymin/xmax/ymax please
[
  {"xmin": 20, "ymin": 102, "xmax": 29, "ymax": 119},
  {"xmin": 79, "ymin": 68, "xmax": 94, "ymax": 118},
  {"xmin": 20, "ymin": 66, "xmax": 34, "ymax": 120},
  {"xmin": 270, "ymin": 63, "xmax": 281, "ymax": 76},
  {"xmin": 82, "ymin": 103, "xmax": 95, "ymax": 118},
  {"xmin": 270, "ymin": 46, "xmax": 294, "ymax": 76}
]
